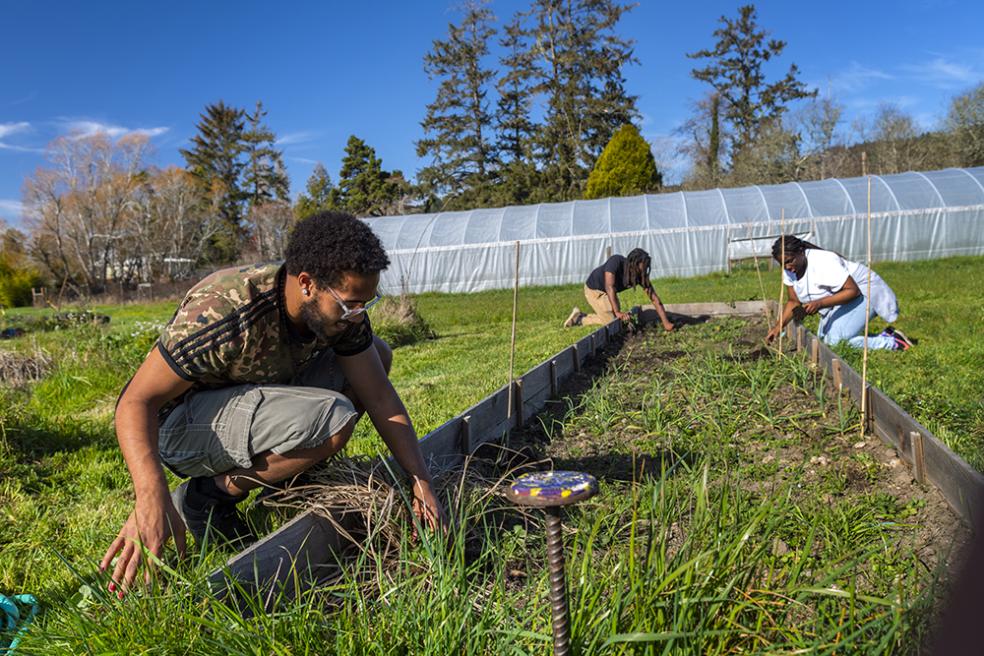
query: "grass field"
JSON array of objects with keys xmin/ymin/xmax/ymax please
[{"xmin": 0, "ymin": 255, "xmax": 980, "ymax": 652}]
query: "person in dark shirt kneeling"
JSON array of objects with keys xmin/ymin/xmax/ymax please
[{"xmin": 564, "ymin": 248, "xmax": 675, "ymax": 332}]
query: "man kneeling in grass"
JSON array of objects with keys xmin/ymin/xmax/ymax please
[{"xmin": 100, "ymin": 211, "xmax": 447, "ymax": 595}]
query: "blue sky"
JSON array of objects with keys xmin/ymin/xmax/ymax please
[{"xmin": 2, "ymin": 1, "xmax": 983, "ymax": 227}]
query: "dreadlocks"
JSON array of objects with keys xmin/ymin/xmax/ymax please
[
  {"xmin": 771, "ymin": 235, "xmax": 825, "ymax": 263},
  {"xmin": 626, "ymin": 248, "xmax": 652, "ymax": 287}
]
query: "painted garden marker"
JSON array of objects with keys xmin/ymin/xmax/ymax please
[{"xmin": 507, "ymin": 471, "xmax": 599, "ymax": 656}]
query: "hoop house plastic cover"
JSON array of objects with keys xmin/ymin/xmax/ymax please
[{"xmin": 363, "ymin": 167, "xmax": 984, "ymax": 294}]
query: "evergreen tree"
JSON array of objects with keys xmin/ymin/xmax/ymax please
[
  {"xmin": 579, "ymin": 0, "xmax": 639, "ymax": 158},
  {"xmin": 687, "ymin": 4, "xmax": 814, "ymax": 160},
  {"xmin": 338, "ymin": 136, "xmax": 405, "ymax": 216},
  {"xmin": 242, "ymin": 100, "xmax": 290, "ymax": 209},
  {"xmin": 522, "ymin": 0, "xmax": 638, "ymax": 200},
  {"xmin": 294, "ymin": 163, "xmax": 340, "ymax": 220},
  {"xmin": 678, "ymin": 92, "xmax": 726, "ymax": 189},
  {"xmin": 179, "ymin": 101, "xmax": 247, "ymax": 261},
  {"xmin": 495, "ymin": 16, "xmax": 537, "ymax": 166},
  {"xmin": 584, "ymin": 124, "xmax": 661, "ymax": 199},
  {"xmin": 492, "ymin": 15, "xmax": 541, "ymax": 206},
  {"xmin": 416, "ymin": 2, "xmax": 497, "ymax": 207}
]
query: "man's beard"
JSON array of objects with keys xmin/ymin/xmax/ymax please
[{"xmin": 299, "ymin": 299, "xmax": 344, "ymax": 341}]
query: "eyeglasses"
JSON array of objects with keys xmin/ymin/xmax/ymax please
[{"xmin": 325, "ymin": 285, "xmax": 382, "ymax": 320}]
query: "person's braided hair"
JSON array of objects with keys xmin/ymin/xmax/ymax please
[
  {"xmin": 626, "ymin": 248, "xmax": 652, "ymax": 287},
  {"xmin": 771, "ymin": 235, "xmax": 824, "ymax": 263},
  {"xmin": 285, "ymin": 211, "xmax": 390, "ymax": 287}
]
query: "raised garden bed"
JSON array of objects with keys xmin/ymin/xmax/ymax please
[{"xmin": 203, "ymin": 305, "xmax": 969, "ymax": 653}]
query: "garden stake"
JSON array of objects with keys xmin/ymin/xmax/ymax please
[
  {"xmin": 507, "ymin": 471, "xmax": 599, "ymax": 656},
  {"xmin": 860, "ymin": 164, "xmax": 873, "ymax": 440},
  {"xmin": 507, "ymin": 240, "xmax": 521, "ymax": 425},
  {"xmin": 748, "ymin": 223, "xmax": 771, "ymax": 325},
  {"xmin": 775, "ymin": 210, "xmax": 786, "ymax": 357}
]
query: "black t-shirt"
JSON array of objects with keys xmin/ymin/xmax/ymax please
[{"xmin": 586, "ymin": 255, "xmax": 631, "ymax": 292}]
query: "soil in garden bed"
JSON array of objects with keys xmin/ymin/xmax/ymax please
[{"xmin": 478, "ymin": 314, "xmax": 969, "ymax": 584}]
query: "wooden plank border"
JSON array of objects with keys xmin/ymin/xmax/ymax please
[{"xmin": 800, "ymin": 326, "xmax": 984, "ymax": 527}]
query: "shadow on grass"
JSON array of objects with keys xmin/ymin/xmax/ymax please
[{"xmin": 0, "ymin": 410, "xmax": 113, "ymax": 461}]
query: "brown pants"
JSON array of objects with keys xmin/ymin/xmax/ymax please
[{"xmin": 582, "ymin": 284, "xmax": 617, "ymax": 326}]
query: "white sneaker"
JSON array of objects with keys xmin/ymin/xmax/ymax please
[{"xmin": 563, "ymin": 306, "xmax": 583, "ymax": 328}]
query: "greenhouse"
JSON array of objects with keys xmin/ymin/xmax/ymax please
[{"xmin": 364, "ymin": 166, "xmax": 984, "ymax": 294}]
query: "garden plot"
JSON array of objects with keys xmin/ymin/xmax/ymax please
[
  {"xmin": 471, "ymin": 316, "xmax": 970, "ymax": 652},
  {"xmin": 236, "ymin": 315, "xmax": 971, "ymax": 653}
]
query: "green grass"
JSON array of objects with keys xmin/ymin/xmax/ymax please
[{"xmin": 0, "ymin": 255, "xmax": 978, "ymax": 652}]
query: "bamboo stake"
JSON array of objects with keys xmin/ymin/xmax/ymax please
[
  {"xmin": 860, "ymin": 157, "xmax": 873, "ymax": 440},
  {"xmin": 775, "ymin": 210, "xmax": 786, "ymax": 357},
  {"xmin": 507, "ymin": 240, "xmax": 521, "ymax": 424},
  {"xmin": 749, "ymin": 224, "xmax": 771, "ymax": 325}
]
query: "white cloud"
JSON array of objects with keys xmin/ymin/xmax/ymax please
[
  {"xmin": 902, "ymin": 56, "xmax": 982, "ymax": 89},
  {"xmin": 822, "ymin": 62, "xmax": 894, "ymax": 95},
  {"xmin": 65, "ymin": 120, "xmax": 129, "ymax": 138},
  {"xmin": 130, "ymin": 127, "xmax": 170, "ymax": 138},
  {"xmin": 277, "ymin": 131, "xmax": 318, "ymax": 146},
  {"xmin": 62, "ymin": 120, "xmax": 170, "ymax": 140},
  {"xmin": 0, "ymin": 142, "xmax": 43, "ymax": 153},
  {"xmin": 0, "ymin": 122, "xmax": 42, "ymax": 152},
  {"xmin": 0, "ymin": 199, "xmax": 25, "ymax": 219},
  {"xmin": 0, "ymin": 122, "xmax": 30, "ymax": 139},
  {"xmin": 288, "ymin": 156, "xmax": 321, "ymax": 165}
]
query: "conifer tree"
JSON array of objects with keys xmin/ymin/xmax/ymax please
[
  {"xmin": 242, "ymin": 100, "xmax": 290, "ymax": 209},
  {"xmin": 493, "ymin": 15, "xmax": 540, "ymax": 206},
  {"xmin": 294, "ymin": 163, "xmax": 340, "ymax": 219},
  {"xmin": 338, "ymin": 136, "xmax": 406, "ymax": 216},
  {"xmin": 495, "ymin": 15, "xmax": 536, "ymax": 166},
  {"xmin": 179, "ymin": 101, "xmax": 247, "ymax": 261},
  {"xmin": 687, "ymin": 4, "xmax": 815, "ymax": 160},
  {"xmin": 520, "ymin": 0, "xmax": 638, "ymax": 200},
  {"xmin": 416, "ymin": 1, "xmax": 497, "ymax": 206},
  {"xmin": 584, "ymin": 124, "xmax": 661, "ymax": 199}
]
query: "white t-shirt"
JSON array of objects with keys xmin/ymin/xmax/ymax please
[{"xmin": 782, "ymin": 249, "xmax": 899, "ymax": 322}]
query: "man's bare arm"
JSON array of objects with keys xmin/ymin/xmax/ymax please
[
  {"xmin": 644, "ymin": 282, "xmax": 675, "ymax": 331},
  {"xmin": 338, "ymin": 346, "xmax": 447, "ymax": 531},
  {"xmin": 100, "ymin": 347, "xmax": 192, "ymax": 593}
]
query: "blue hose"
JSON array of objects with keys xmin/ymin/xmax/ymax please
[{"xmin": 0, "ymin": 594, "xmax": 38, "ymax": 654}]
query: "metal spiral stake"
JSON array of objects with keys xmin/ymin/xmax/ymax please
[{"xmin": 508, "ymin": 471, "xmax": 599, "ymax": 656}]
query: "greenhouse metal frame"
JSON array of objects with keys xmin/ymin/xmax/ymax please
[{"xmin": 363, "ymin": 167, "xmax": 984, "ymax": 295}]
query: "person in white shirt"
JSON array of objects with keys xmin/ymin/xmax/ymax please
[{"xmin": 765, "ymin": 236, "xmax": 913, "ymax": 350}]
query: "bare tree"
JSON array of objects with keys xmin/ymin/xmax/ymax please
[
  {"xmin": 946, "ymin": 82, "xmax": 984, "ymax": 167},
  {"xmin": 24, "ymin": 133, "xmax": 149, "ymax": 294},
  {"xmin": 853, "ymin": 104, "xmax": 923, "ymax": 175},
  {"xmin": 135, "ymin": 167, "xmax": 220, "ymax": 280},
  {"xmin": 245, "ymin": 200, "xmax": 294, "ymax": 261},
  {"xmin": 797, "ymin": 94, "xmax": 845, "ymax": 179},
  {"xmin": 728, "ymin": 116, "xmax": 804, "ymax": 186}
]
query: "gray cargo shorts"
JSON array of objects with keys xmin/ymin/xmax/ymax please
[{"xmin": 158, "ymin": 348, "xmax": 359, "ymax": 478}]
